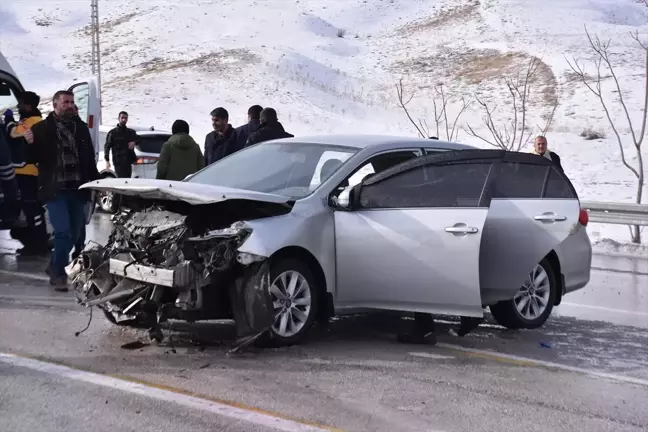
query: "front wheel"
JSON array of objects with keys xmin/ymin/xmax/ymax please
[
  {"xmin": 266, "ymin": 258, "xmax": 320, "ymax": 345},
  {"xmin": 490, "ymin": 258, "xmax": 557, "ymax": 329}
]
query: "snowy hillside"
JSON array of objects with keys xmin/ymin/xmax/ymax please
[{"xmin": 1, "ymin": 0, "xmax": 647, "ymax": 246}]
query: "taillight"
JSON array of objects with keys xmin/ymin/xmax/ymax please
[
  {"xmin": 578, "ymin": 208, "xmax": 589, "ymax": 226},
  {"xmin": 135, "ymin": 156, "xmax": 158, "ymax": 165},
  {"xmin": 88, "ymin": 115, "xmax": 94, "ymax": 128}
]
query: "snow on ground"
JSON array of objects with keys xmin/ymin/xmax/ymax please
[{"xmin": 1, "ymin": 0, "xmax": 647, "ymax": 250}]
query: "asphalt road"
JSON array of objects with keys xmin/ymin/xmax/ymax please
[{"xmin": 1, "ymin": 214, "xmax": 647, "ymax": 431}]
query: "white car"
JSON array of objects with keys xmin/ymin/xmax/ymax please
[{"xmin": 95, "ymin": 125, "xmax": 172, "ymax": 212}]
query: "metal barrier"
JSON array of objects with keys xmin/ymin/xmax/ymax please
[{"xmin": 581, "ymin": 201, "xmax": 648, "ymax": 226}]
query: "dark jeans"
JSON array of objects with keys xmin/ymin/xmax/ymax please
[
  {"xmin": 46, "ymin": 190, "xmax": 86, "ymax": 277},
  {"xmin": 11, "ymin": 175, "xmax": 48, "ymax": 248},
  {"xmin": 115, "ymin": 163, "xmax": 132, "ymax": 178}
]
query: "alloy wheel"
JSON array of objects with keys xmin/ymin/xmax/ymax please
[
  {"xmin": 270, "ymin": 270, "xmax": 312, "ymax": 338},
  {"xmin": 99, "ymin": 191, "xmax": 114, "ymax": 212},
  {"xmin": 514, "ymin": 264, "xmax": 551, "ymax": 320}
]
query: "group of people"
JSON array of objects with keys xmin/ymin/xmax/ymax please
[{"xmin": 1, "ymin": 90, "xmax": 98, "ymax": 291}]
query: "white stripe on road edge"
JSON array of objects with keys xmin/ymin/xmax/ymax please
[
  {"xmin": 408, "ymin": 352, "xmax": 455, "ymax": 360},
  {"xmin": 0, "ymin": 269, "xmax": 49, "ymax": 282},
  {"xmin": 436, "ymin": 343, "xmax": 648, "ymax": 388},
  {"xmin": 0, "ymin": 353, "xmax": 339, "ymax": 432},
  {"xmin": 560, "ymin": 302, "xmax": 648, "ymax": 317}
]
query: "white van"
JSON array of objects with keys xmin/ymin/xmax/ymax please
[{"xmin": 0, "ymin": 51, "xmax": 101, "ymax": 229}]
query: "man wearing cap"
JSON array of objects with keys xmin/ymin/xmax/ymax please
[
  {"xmin": 3, "ymin": 91, "xmax": 49, "ymax": 255},
  {"xmin": 204, "ymin": 107, "xmax": 237, "ymax": 166}
]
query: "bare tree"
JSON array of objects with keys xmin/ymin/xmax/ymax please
[
  {"xmin": 464, "ymin": 57, "xmax": 541, "ymax": 151},
  {"xmin": 566, "ymin": 27, "xmax": 647, "ymax": 244},
  {"xmin": 396, "ymin": 79, "xmax": 470, "ymax": 141}
]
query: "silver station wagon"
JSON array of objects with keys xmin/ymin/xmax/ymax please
[{"xmin": 78, "ymin": 135, "xmax": 592, "ymax": 345}]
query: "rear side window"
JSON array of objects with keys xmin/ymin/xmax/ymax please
[
  {"xmin": 492, "ymin": 162, "xmax": 548, "ymax": 199},
  {"xmin": 544, "ymin": 167, "xmax": 576, "ymax": 198},
  {"xmin": 359, "ymin": 162, "xmax": 492, "ymax": 208},
  {"xmin": 137, "ymin": 135, "xmax": 168, "ymax": 154}
]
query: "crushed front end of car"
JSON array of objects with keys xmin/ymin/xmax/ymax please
[{"xmin": 70, "ymin": 179, "xmax": 294, "ymax": 343}]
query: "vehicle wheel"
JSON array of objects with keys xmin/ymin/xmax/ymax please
[
  {"xmin": 266, "ymin": 258, "xmax": 320, "ymax": 345},
  {"xmin": 97, "ymin": 189, "xmax": 120, "ymax": 213},
  {"xmin": 490, "ymin": 258, "xmax": 557, "ymax": 330}
]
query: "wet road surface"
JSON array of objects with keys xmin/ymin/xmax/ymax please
[{"xmin": 1, "ymin": 214, "xmax": 648, "ymax": 431}]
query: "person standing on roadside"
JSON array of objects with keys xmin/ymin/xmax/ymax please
[
  {"xmin": 156, "ymin": 120, "xmax": 204, "ymax": 181},
  {"xmin": 533, "ymin": 135, "xmax": 563, "ymax": 172},
  {"xmin": 3, "ymin": 92, "xmax": 49, "ymax": 255},
  {"xmin": 246, "ymin": 108, "xmax": 294, "ymax": 146},
  {"xmin": 236, "ymin": 104, "xmax": 262, "ymax": 150},
  {"xmin": 104, "ymin": 111, "xmax": 138, "ymax": 178},
  {"xmin": 24, "ymin": 90, "xmax": 99, "ymax": 291},
  {"xmin": 204, "ymin": 107, "xmax": 237, "ymax": 166}
]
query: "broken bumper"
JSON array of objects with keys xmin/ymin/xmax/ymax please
[{"xmin": 109, "ymin": 258, "xmax": 197, "ymax": 288}]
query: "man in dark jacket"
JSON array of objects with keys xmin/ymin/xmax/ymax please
[
  {"xmin": 4, "ymin": 91, "xmax": 49, "ymax": 255},
  {"xmin": 236, "ymin": 104, "xmax": 262, "ymax": 150},
  {"xmin": 246, "ymin": 108, "xmax": 294, "ymax": 146},
  {"xmin": 533, "ymin": 135, "xmax": 563, "ymax": 171},
  {"xmin": 157, "ymin": 120, "xmax": 204, "ymax": 181},
  {"xmin": 24, "ymin": 90, "xmax": 100, "ymax": 290},
  {"xmin": 104, "ymin": 111, "xmax": 138, "ymax": 178},
  {"xmin": 204, "ymin": 107, "xmax": 237, "ymax": 166}
]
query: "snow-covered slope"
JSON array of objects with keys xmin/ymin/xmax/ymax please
[{"xmin": 1, "ymin": 0, "xmax": 647, "ymax": 246}]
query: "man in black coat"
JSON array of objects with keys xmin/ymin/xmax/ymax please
[
  {"xmin": 236, "ymin": 104, "xmax": 262, "ymax": 151},
  {"xmin": 246, "ymin": 107, "xmax": 294, "ymax": 146},
  {"xmin": 204, "ymin": 107, "xmax": 237, "ymax": 166},
  {"xmin": 533, "ymin": 135, "xmax": 563, "ymax": 172},
  {"xmin": 104, "ymin": 111, "xmax": 138, "ymax": 178},
  {"xmin": 24, "ymin": 90, "xmax": 99, "ymax": 290}
]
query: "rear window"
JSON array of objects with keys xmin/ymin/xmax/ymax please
[
  {"xmin": 544, "ymin": 167, "xmax": 576, "ymax": 199},
  {"xmin": 492, "ymin": 162, "xmax": 548, "ymax": 199},
  {"xmin": 137, "ymin": 135, "xmax": 168, "ymax": 154}
]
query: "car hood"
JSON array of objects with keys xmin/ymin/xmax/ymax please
[{"xmin": 80, "ymin": 178, "xmax": 292, "ymax": 206}]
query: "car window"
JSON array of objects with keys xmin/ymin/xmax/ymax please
[
  {"xmin": 492, "ymin": 162, "xmax": 548, "ymax": 199},
  {"xmin": 309, "ymin": 150, "xmax": 355, "ymax": 187},
  {"xmin": 424, "ymin": 148, "xmax": 451, "ymax": 155},
  {"xmin": 137, "ymin": 135, "xmax": 168, "ymax": 154},
  {"xmin": 358, "ymin": 161, "xmax": 493, "ymax": 209},
  {"xmin": 0, "ymin": 81, "xmax": 18, "ymax": 112},
  {"xmin": 544, "ymin": 167, "xmax": 576, "ymax": 199}
]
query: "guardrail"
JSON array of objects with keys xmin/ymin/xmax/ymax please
[{"xmin": 581, "ymin": 201, "xmax": 648, "ymax": 226}]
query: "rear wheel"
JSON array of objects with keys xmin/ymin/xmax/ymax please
[
  {"xmin": 490, "ymin": 257, "xmax": 557, "ymax": 329},
  {"xmin": 96, "ymin": 174, "xmax": 120, "ymax": 213},
  {"xmin": 266, "ymin": 258, "xmax": 320, "ymax": 345}
]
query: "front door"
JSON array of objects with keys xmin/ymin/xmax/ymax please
[{"xmin": 334, "ymin": 152, "xmax": 498, "ymax": 317}]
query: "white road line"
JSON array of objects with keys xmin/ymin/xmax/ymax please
[
  {"xmin": 437, "ymin": 343, "xmax": 648, "ymax": 388},
  {"xmin": 0, "ymin": 353, "xmax": 334, "ymax": 432},
  {"xmin": 560, "ymin": 302, "xmax": 648, "ymax": 317},
  {"xmin": 408, "ymin": 352, "xmax": 454, "ymax": 360},
  {"xmin": 0, "ymin": 269, "xmax": 49, "ymax": 282}
]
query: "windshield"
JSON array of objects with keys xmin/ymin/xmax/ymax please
[{"xmin": 189, "ymin": 142, "xmax": 358, "ymax": 199}]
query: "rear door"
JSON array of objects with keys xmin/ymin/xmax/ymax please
[
  {"xmin": 334, "ymin": 151, "xmax": 498, "ymax": 317},
  {"xmin": 68, "ymin": 77, "xmax": 100, "ymax": 157},
  {"xmin": 479, "ymin": 153, "xmax": 580, "ymax": 303}
]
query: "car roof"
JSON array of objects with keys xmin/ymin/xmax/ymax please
[
  {"xmin": 275, "ymin": 134, "xmax": 476, "ymax": 151},
  {"xmin": 99, "ymin": 124, "xmax": 171, "ymax": 135}
]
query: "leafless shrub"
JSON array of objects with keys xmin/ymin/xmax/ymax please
[
  {"xmin": 464, "ymin": 57, "xmax": 543, "ymax": 151},
  {"xmin": 336, "ymin": 28, "xmax": 346, "ymax": 38},
  {"xmin": 566, "ymin": 27, "xmax": 647, "ymax": 243},
  {"xmin": 395, "ymin": 79, "xmax": 470, "ymax": 141},
  {"xmin": 580, "ymin": 127, "xmax": 606, "ymax": 140}
]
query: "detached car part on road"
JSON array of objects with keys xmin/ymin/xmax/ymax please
[{"xmin": 71, "ymin": 135, "xmax": 593, "ymax": 345}]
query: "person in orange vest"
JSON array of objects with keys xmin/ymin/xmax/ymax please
[{"xmin": 3, "ymin": 91, "xmax": 49, "ymax": 256}]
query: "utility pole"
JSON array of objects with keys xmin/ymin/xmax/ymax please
[{"xmin": 90, "ymin": 0, "xmax": 102, "ymax": 123}]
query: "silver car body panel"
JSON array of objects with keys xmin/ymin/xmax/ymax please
[
  {"xmin": 80, "ymin": 177, "xmax": 292, "ymax": 206},
  {"xmin": 334, "ymin": 208, "xmax": 487, "ymax": 317},
  {"xmin": 554, "ymin": 224, "xmax": 592, "ymax": 294},
  {"xmin": 479, "ymin": 198, "xmax": 581, "ymax": 305}
]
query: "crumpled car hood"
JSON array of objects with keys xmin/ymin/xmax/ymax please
[{"xmin": 80, "ymin": 178, "xmax": 292, "ymax": 206}]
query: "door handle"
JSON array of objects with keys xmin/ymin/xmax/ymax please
[
  {"xmin": 445, "ymin": 225, "xmax": 479, "ymax": 234},
  {"xmin": 534, "ymin": 213, "xmax": 567, "ymax": 222}
]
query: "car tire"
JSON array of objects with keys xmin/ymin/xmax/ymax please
[
  {"xmin": 96, "ymin": 175, "xmax": 120, "ymax": 213},
  {"xmin": 264, "ymin": 258, "xmax": 320, "ymax": 346},
  {"xmin": 490, "ymin": 257, "xmax": 557, "ymax": 330}
]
